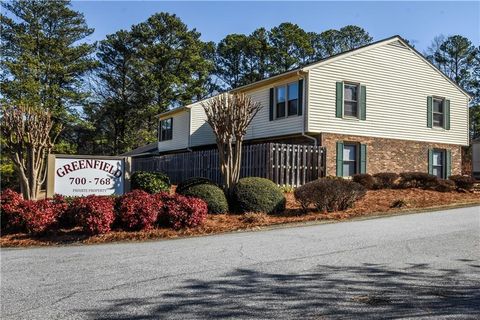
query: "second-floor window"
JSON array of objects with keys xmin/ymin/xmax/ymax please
[
  {"xmin": 344, "ymin": 83, "xmax": 359, "ymax": 117},
  {"xmin": 275, "ymin": 82, "xmax": 299, "ymax": 118},
  {"xmin": 276, "ymin": 86, "xmax": 286, "ymax": 118},
  {"xmin": 432, "ymin": 98, "xmax": 444, "ymax": 128},
  {"xmin": 159, "ymin": 118, "xmax": 173, "ymax": 141}
]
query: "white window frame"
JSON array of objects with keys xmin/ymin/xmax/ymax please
[
  {"xmin": 432, "ymin": 97, "xmax": 445, "ymax": 128},
  {"xmin": 432, "ymin": 149, "xmax": 446, "ymax": 179},
  {"xmin": 343, "ymin": 82, "xmax": 360, "ymax": 119},
  {"xmin": 342, "ymin": 142, "xmax": 359, "ymax": 177},
  {"xmin": 274, "ymin": 81, "xmax": 300, "ymax": 119}
]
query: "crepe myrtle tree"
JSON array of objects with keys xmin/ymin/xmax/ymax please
[
  {"xmin": 1, "ymin": 104, "xmax": 61, "ymax": 200},
  {"xmin": 202, "ymin": 93, "xmax": 262, "ymax": 195}
]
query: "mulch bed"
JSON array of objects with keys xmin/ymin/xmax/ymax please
[{"xmin": 1, "ymin": 189, "xmax": 479, "ymax": 248}]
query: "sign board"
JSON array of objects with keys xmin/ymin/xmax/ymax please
[{"xmin": 47, "ymin": 155, "xmax": 131, "ymax": 197}]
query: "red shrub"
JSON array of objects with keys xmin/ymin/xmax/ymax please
[
  {"xmin": 20, "ymin": 196, "xmax": 67, "ymax": 234},
  {"xmin": 0, "ymin": 189, "xmax": 24, "ymax": 232},
  {"xmin": 1, "ymin": 190, "xmax": 68, "ymax": 234},
  {"xmin": 156, "ymin": 193, "xmax": 207, "ymax": 230},
  {"xmin": 72, "ymin": 195, "xmax": 115, "ymax": 235},
  {"xmin": 117, "ymin": 190, "xmax": 161, "ymax": 231}
]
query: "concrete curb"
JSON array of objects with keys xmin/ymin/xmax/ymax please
[{"xmin": 2, "ymin": 201, "xmax": 479, "ymax": 250}]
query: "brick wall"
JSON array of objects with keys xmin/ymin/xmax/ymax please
[{"xmin": 320, "ymin": 132, "xmax": 462, "ymax": 176}]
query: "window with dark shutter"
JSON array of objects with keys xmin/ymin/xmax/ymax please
[
  {"xmin": 432, "ymin": 98, "xmax": 444, "ymax": 128},
  {"xmin": 287, "ymin": 82, "xmax": 298, "ymax": 116},
  {"xmin": 344, "ymin": 84, "xmax": 359, "ymax": 117},
  {"xmin": 428, "ymin": 96, "xmax": 450, "ymax": 129},
  {"xmin": 272, "ymin": 80, "xmax": 303, "ymax": 119}
]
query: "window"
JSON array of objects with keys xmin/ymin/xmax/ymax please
[
  {"xmin": 287, "ymin": 82, "xmax": 298, "ymax": 116},
  {"xmin": 276, "ymin": 86, "xmax": 286, "ymax": 118},
  {"xmin": 432, "ymin": 98, "xmax": 444, "ymax": 128},
  {"xmin": 432, "ymin": 149, "xmax": 445, "ymax": 178},
  {"xmin": 275, "ymin": 81, "xmax": 300, "ymax": 118},
  {"xmin": 343, "ymin": 144, "xmax": 358, "ymax": 177},
  {"xmin": 344, "ymin": 84, "xmax": 358, "ymax": 117},
  {"xmin": 159, "ymin": 118, "xmax": 173, "ymax": 141}
]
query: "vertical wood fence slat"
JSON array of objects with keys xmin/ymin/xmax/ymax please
[{"xmin": 132, "ymin": 143, "xmax": 325, "ymax": 186}]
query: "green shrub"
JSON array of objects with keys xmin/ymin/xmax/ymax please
[
  {"xmin": 231, "ymin": 177, "xmax": 285, "ymax": 214},
  {"xmin": 176, "ymin": 177, "xmax": 216, "ymax": 194},
  {"xmin": 294, "ymin": 178, "xmax": 366, "ymax": 213},
  {"xmin": 449, "ymin": 175, "xmax": 475, "ymax": 191},
  {"xmin": 372, "ymin": 172, "xmax": 399, "ymax": 189},
  {"xmin": 177, "ymin": 183, "xmax": 228, "ymax": 214},
  {"xmin": 352, "ymin": 174, "xmax": 375, "ymax": 189},
  {"xmin": 131, "ymin": 171, "xmax": 170, "ymax": 194},
  {"xmin": 399, "ymin": 172, "xmax": 438, "ymax": 189}
]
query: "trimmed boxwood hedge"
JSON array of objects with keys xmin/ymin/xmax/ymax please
[
  {"xmin": 131, "ymin": 171, "xmax": 170, "ymax": 194},
  {"xmin": 231, "ymin": 177, "xmax": 286, "ymax": 214},
  {"xmin": 176, "ymin": 177, "xmax": 216, "ymax": 194},
  {"xmin": 177, "ymin": 182, "xmax": 229, "ymax": 214}
]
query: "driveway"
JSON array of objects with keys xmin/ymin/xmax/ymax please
[{"xmin": 1, "ymin": 206, "xmax": 479, "ymax": 319}]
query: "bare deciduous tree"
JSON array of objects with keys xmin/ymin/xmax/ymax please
[
  {"xmin": 1, "ymin": 104, "xmax": 60, "ymax": 199},
  {"xmin": 202, "ymin": 93, "xmax": 262, "ymax": 194}
]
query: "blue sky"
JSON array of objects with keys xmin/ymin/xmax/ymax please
[{"xmin": 71, "ymin": 1, "xmax": 480, "ymax": 52}]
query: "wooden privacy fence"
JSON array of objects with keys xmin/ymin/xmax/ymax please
[{"xmin": 132, "ymin": 143, "xmax": 326, "ymax": 186}]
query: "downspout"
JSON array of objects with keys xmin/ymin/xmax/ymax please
[{"xmin": 300, "ymin": 70, "xmax": 317, "ymax": 146}]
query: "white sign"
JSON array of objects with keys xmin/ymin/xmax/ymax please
[{"xmin": 54, "ymin": 158, "xmax": 125, "ymax": 196}]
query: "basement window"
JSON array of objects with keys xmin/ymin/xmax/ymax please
[
  {"xmin": 343, "ymin": 143, "xmax": 358, "ymax": 177},
  {"xmin": 432, "ymin": 149, "xmax": 445, "ymax": 179}
]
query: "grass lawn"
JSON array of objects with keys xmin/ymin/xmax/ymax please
[{"xmin": 1, "ymin": 188, "xmax": 479, "ymax": 248}]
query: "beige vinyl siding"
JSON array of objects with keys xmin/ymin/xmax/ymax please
[
  {"xmin": 308, "ymin": 41, "xmax": 469, "ymax": 146},
  {"xmin": 190, "ymin": 100, "xmax": 216, "ymax": 147},
  {"xmin": 189, "ymin": 76, "xmax": 305, "ymax": 146},
  {"xmin": 244, "ymin": 76, "xmax": 304, "ymax": 140},
  {"xmin": 157, "ymin": 110, "xmax": 190, "ymax": 152}
]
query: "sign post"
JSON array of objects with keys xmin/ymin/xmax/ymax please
[{"xmin": 47, "ymin": 155, "xmax": 131, "ymax": 197}]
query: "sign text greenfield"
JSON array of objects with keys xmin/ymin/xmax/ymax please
[{"xmin": 48, "ymin": 155, "xmax": 129, "ymax": 197}]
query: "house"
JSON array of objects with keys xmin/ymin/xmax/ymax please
[{"xmin": 156, "ymin": 35, "xmax": 471, "ymax": 179}]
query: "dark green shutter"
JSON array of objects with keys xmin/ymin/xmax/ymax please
[
  {"xmin": 359, "ymin": 85, "xmax": 367, "ymax": 120},
  {"xmin": 336, "ymin": 82, "xmax": 343, "ymax": 118},
  {"xmin": 428, "ymin": 149, "xmax": 433, "ymax": 175},
  {"xmin": 445, "ymin": 99, "xmax": 450, "ymax": 130},
  {"xmin": 446, "ymin": 150, "xmax": 451, "ymax": 178},
  {"xmin": 298, "ymin": 79, "xmax": 304, "ymax": 116},
  {"xmin": 427, "ymin": 96, "xmax": 433, "ymax": 128},
  {"xmin": 269, "ymin": 88, "xmax": 274, "ymax": 121},
  {"xmin": 360, "ymin": 144, "xmax": 367, "ymax": 174},
  {"xmin": 336, "ymin": 141, "xmax": 344, "ymax": 177}
]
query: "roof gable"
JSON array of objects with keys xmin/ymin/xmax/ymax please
[{"xmin": 303, "ymin": 36, "xmax": 471, "ymax": 99}]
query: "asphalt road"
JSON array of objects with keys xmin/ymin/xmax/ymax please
[{"xmin": 1, "ymin": 206, "xmax": 480, "ymax": 320}]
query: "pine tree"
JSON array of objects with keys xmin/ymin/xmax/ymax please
[{"xmin": 1, "ymin": 0, "xmax": 97, "ymax": 128}]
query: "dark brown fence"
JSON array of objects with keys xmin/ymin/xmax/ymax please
[{"xmin": 132, "ymin": 143, "xmax": 325, "ymax": 186}]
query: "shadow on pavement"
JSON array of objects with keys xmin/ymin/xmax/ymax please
[{"xmin": 84, "ymin": 262, "xmax": 480, "ymax": 319}]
